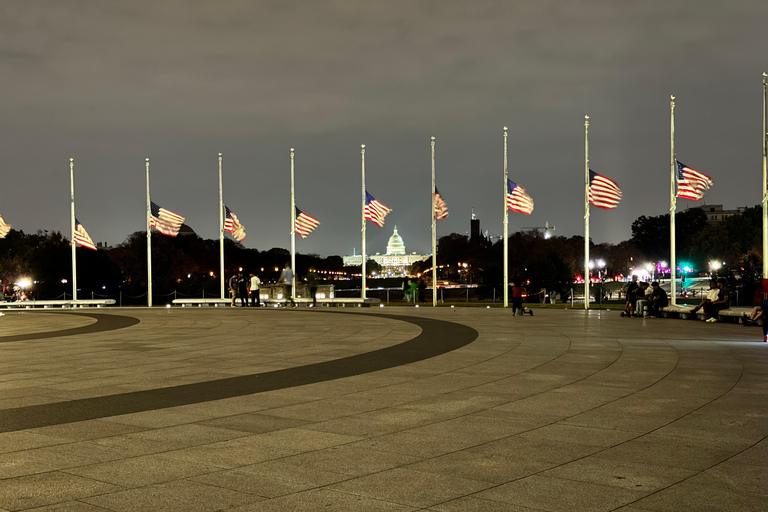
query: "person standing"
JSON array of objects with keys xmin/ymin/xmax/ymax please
[
  {"xmin": 249, "ymin": 272, "xmax": 261, "ymax": 307},
  {"xmin": 278, "ymin": 263, "xmax": 296, "ymax": 307},
  {"xmin": 228, "ymin": 273, "xmax": 238, "ymax": 307},
  {"xmin": 307, "ymin": 267, "xmax": 319, "ymax": 307},
  {"xmin": 237, "ymin": 270, "xmax": 249, "ymax": 307}
]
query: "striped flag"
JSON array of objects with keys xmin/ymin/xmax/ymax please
[
  {"xmin": 224, "ymin": 205, "xmax": 246, "ymax": 242},
  {"xmin": 506, "ymin": 180, "xmax": 534, "ymax": 215},
  {"xmin": 588, "ymin": 170, "xmax": 622, "ymax": 209},
  {"xmin": 150, "ymin": 201, "xmax": 184, "ymax": 237},
  {"xmin": 676, "ymin": 161, "xmax": 713, "ymax": 201},
  {"xmin": 365, "ymin": 191, "xmax": 392, "ymax": 227},
  {"xmin": 73, "ymin": 219, "xmax": 97, "ymax": 250},
  {"xmin": 295, "ymin": 207, "xmax": 320, "ymax": 239},
  {"xmin": 0, "ymin": 214, "xmax": 10, "ymax": 238},
  {"xmin": 434, "ymin": 188, "xmax": 449, "ymax": 220}
]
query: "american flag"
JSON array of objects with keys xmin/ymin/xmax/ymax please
[
  {"xmin": 224, "ymin": 205, "xmax": 246, "ymax": 242},
  {"xmin": 365, "ymin": 192, "xmax": 392, "ymax": 227},
  {"xmin": 295, "ymin": 207, "xmax": 320, "ymax": 239},
  {"xmin": 0, "ymin": 214, "xmax": 10, "ymax": 238},
  {"xmin": 506, "ymin": 180, "xmax": 534, "ymax": 215},
  {"xmin": 434, "ymin": 188, "xmax": 449, "ymax": 220},
  {"xmin": 676, "ymin": 161, "xmax": 713, "ymax": 201},
  {"xmin": 588, "ymin": 170, "xmax": 622, "ymax": 209},
  {"xmin": 150, "ymin": 201, "xmax": 185, "ymax": 237},
  {"xmin": 73, "ymin": 219, "xmax": 97, "ymax": 250}
]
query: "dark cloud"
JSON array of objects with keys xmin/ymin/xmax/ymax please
[{"xmin": 1, "ymin": 0, "xmax": 767, "ymax": 257}]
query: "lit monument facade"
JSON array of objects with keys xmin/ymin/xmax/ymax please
[{"xmin": 343, "ymin": 227, "xmax": 429, "ymax": 276}]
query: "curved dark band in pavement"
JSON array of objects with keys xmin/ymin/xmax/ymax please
[
  {"xmin": 0, "ymin": 311, "xmax": 478, "ymax": 432},
  {"xmin": 0, "ymin": 312, "xmax": 141, "ymax": 343}
]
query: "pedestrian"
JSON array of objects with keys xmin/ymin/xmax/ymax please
[
  {"xmin": 407, "ymin": 280, "xmax": 418, "ymax": 304},
  {"xmin": 417, "ymin": 278, "xmax": 426, "ymax": 303},
  {"xmin": 307, "ymin": 267, "xmax": 319, "ymax": 307},
  {"xmin": 249, "ymin": 272, "xmax": 261, "ymax": 307},
  {"xmin": 511, "ymin": 281, "xmax": 524, "ymax": 316},
  {"xmin": 237, "ymin": 270, "xmax": 249, "ymax": 307},
  {"xmin": 278, "ymin": 263, "xmax": 296, "ymax": 307},
  {"xmin": 228, "ymin": 273, "xmax": 238, "ymax": 307}
]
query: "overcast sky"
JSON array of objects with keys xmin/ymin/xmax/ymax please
[{"xmin": 2, "ymin": 0, "xmax": 767, "ymax": 257}]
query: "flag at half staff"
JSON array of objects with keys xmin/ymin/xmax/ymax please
[
  {"xmin": 150, "ymin": 201, "xmax": 185, "ymax": 237},
  {"xmin": 0, "ymin": 214, "xmax": 10, "ymax": 238},
  {"xmin": 588, "ymin": 170, "xmax": 622, "ymax": 209},
  {"xmin": 295, "ymin": 207, "xmax": 320, "ymax": 239},
  {"xmin": 676, "ymin": 161, "xmax": 713, "ymax": 201},
  {"xmin": 434, "ymin": 188, "xmax": 449, "ymax": 220},
  {"xmin": 506, "ymin": 180, "xmax": 534, "ymax": 215},
  {"xmin": 365, "ymin": 192, "xmax": 392, "ymax": 227},
  {"xmin": 224, "ymin": 205, "xmax": 246, "ymax": 242},
  {"xmin": 73, "ymin": 219, "xmax": 97, "ymax": 250}
]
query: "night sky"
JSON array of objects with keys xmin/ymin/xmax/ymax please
[{"xmin": 2, "ymin": 1, "xmax": 767, "ymax": 257}]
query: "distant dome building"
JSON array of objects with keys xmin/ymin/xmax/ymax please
[
  {"xmin": 386, "ymin": 227, "xmax": 406, "ymax": 255},
  {"xmin": 343, "ymin": 227, "xmax": 429, "ymax": 276}
]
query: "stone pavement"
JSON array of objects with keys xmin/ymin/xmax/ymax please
[{"xmin": 0, "ymin": 307, "xmax": 765, "ymax": 511}]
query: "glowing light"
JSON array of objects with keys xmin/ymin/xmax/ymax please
[{"xmin": 165, "ymin": 304, "xmax": 171, "ymax": 309}]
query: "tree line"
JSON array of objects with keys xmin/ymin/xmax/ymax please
[{"xmin": 0, "ymin": 205, "xmax": 761, "ymax": 304}]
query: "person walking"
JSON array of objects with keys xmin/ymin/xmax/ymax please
[
  {"xmin": 307, "ymin": 267, "xmax": 319, "ymax": 307},
  {"xmin": 278, "ymin": 263, "xmax": 296, "ymax": 308},
  {"xmin": 249, "ymin": 272, "xmax": 261, "ymax": 307}
]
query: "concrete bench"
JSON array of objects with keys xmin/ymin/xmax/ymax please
[
  {"xmin": 661, "ymin": 305, "xmax": 755, "ymax": 323},
  {"xmin": 0, "ymin": 299, "xmax": 116, "ymax": 309}
]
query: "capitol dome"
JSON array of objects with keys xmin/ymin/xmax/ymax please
[{"xmin": 386, "ymin": 227, "xmax": 406, "ymax": 255}]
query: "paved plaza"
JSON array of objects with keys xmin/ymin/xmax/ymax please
[{"xmin": 0, "ymin": 306, "xmax": 766, "ymax": 511}]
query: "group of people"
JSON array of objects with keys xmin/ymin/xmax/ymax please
[
  {"xmin": 228, "ymin": 263, "xmax": 321, "ymax": 308},
  {"xmin": 689, "ymin": 278, "xmax": 730, "ymax": 322},
  {"xmin": 228, "ymin": 270, "xmax": 262, "ymax": 308},
  {"xmin": 2, "ymin": 283, "xmax": 25, "ymax": 302},
  {"xmin": 620, "ymin": 275, "xmax": 669, "ymax": 318}
]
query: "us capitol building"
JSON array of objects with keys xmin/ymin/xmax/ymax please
[{"xmin": 342, "ymin": 227, "xmax": 430, "ymax": 276}]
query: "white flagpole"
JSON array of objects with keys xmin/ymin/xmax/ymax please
[
  {"xmin": 291, "ymin": 148, "xmax": 296, "ymax": 300},
  {"xmin": 361, "ymin": 144, "xmax": 367, "ymax": 300},
  {"xmin": 431, "ymin": 136, "xmax": 437, "ymax": 307},
  {"xmin": 146, "ymin": 157, "xmax": 153, "ymax": 308},
  {"xmin": 762, "ymin": 73, "xmax": 767, "ymax": 280},
  {"xmin": 503, "ymin": 126, "xmax": 509, "ymax": 308},
  {"xmin": 670, "ymin": 95, "xmax": 677, "ymax": 305},
  {"xmin": 219, "ymin": 152, "xmax": 225, "ymax": 299},
  {"xmin": 584, "ymin": 116, "xmax": 590, "ymax": 310},
  {"xmin": 70, "ymin": 158, "xmax": 77, "ymax": 302}
]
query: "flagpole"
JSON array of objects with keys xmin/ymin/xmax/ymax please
[
  {"xmin": 670, "ymin": 95, "xmax": 677, "ymax": 305},
  {"xmin": 70, "ymin": 158, "xmax": 77, "ymax": 302},
  {"xmin": 503, "ymin": 126, "xmax": 509, "ymax": 308},
  {"xmin": 146, "ymin": 157, "xmax": 153, "ymax": 308},
  {"xmin": 361, "ymin": 144, "xmax": 367, "ymax": 300},
  {"xmin": 219, "ymin": 153, "xmax": 225, "ymax": 299},
  {"xmin": 291, "ymin": 148, "xmax": 296, "ymax": 300},
  {"xmin": 584, "ymin": 116, "xmax": 590, "ymax": 310},
  {"xmin": 431, "ymin": 136, "xmax": 437, "ymax": 307},
  {"xmin": 762, "ymin": 73, "xmax": 767, "ymax": 280}
]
